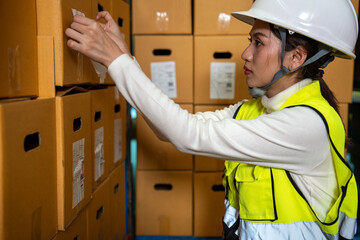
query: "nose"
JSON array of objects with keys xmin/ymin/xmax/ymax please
[{"xmin": 241, "ymin": 44, "xmax": 252, "ymax": 62}]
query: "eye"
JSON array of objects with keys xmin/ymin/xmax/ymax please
[
  {"xmin": 255, "ymin": 39, "xmax": 263, "ymax": 46},
  {"xmin": 248, "ymin": 37, "xmax": 263, "ymax": 46}
]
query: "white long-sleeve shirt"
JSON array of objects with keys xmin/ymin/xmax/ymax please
[{"xmin": 108, "ymin": 54, "xmax": 338, "ymax": 221}]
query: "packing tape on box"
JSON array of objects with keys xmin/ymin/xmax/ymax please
[
  {"xmin": 155, "ymin": 11, "xmax": 169, "ymax": 32},
  {"xmin": 217, "ymin": 13, "xmax": 231, "ymax": 32},
  {"xmin": 8, "ymin": 46, "xmax": 21, "ymax": 95}
]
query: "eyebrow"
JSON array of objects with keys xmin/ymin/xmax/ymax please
[{"xmin": 250, "ymin": 31, "xmax": 269, "ymax": 39}]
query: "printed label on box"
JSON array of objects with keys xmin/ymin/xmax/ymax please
[
  {"xmin": 150, "ymin": 61, "xmax": 177, "ymax": 98},
  {"xmin": 114, "ymin": 118, "xmax": 122, "ymax": 163},
  {"xmin": 72, "ymin": 138, "xmax": 85, "ymax": 209},
  {"xmin": 94, "ymin": 127, "xmax": 105, "ymax": 181},
  {"xmin": 210, "ymin": 62, "xmax": 236, "ymax": 99}
]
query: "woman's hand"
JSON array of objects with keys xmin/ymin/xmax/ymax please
[
  {"xmin": 96, "ymin": 11, "xmax": 132, "ymax": 59},
  {"xmin": 65, "ymin": 14, "xmax": 123, "ymax": 68}
]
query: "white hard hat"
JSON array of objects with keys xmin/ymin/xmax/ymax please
[{"xmin": 232, "ymin": 0, "xmax": 358, "ymax": 59}]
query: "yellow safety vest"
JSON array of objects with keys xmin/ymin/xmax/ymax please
[{"xmin": 223, "ymin": 80, "xmax": 358, "ymax": 239}]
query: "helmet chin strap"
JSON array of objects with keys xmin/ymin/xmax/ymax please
[{"xmin": 248, "ymin": 27, "xmax": 334, "ymax": 98}]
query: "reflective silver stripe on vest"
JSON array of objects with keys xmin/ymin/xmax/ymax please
[
  {"xmin": 338, "ymin": 211, "xmax": 357, "ymax": 239},
  {"xmin": 223, "ymin": 199, "xmax": 239, "ymax": 236},
  {"xmin": 237, "ymin": 211, "xmax": 357, "ymax": 240}
]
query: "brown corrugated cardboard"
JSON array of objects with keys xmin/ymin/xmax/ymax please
[
  {"xmin": 339, "ymin": 103, "xmax": 349, "ymax": 133},
  {"xmin": 86, "ymin": 178, "xmax": 111, "ymax": 240},
  {"xmin": 194, "ymin": 0, "xmax": 252, "ymax": 35},
  {"xmin": 352, "ymin": 0, "xmax": 359, "ymax": 14},
  {"xmin": 0, "ymin": 1, "xmax": 38, "ymax": 98},
  {"xmin": 0, "ymin": 98, "xmax": 57, "ymax": 240},
  {"xmin": 137, "ymin": 104, "xmax": 194, "ymax": 170},
  {"xmin": 194, "ymin": 172, "xmax": 225, "ymax": 237},
  {"xmin": 57, "ymin": 208, "xmax": 87, "ymax": 240},
  {"xmin": 90, "ymin": 87, "xmax": 111, "ymax": 191},
  {"xmin": 109, "ymin": 162, "xmax": 126, "ymax": 239},
  {"xmin": 136, "ymin": 170, "xmax": 193, "ymax": 236},
  {"xmin": 194, "ymin": 35, "xmax": 252, "ymax": 104},
  {"xmin": 324, "ymin": 58, "xmax": 354, "ymax": 103},
  {"xmin": 108, "ymin": 86, "xmax": 127, "ymax": 171},
  {"xmin": 90, "ymin": 0, "xmax": 113, "ymax": 85},
  {"xmin": 134, "ymin": 35, "xmax": 194, "ymax": 104},
  {"xmin": 55, "ymin": 87, "xmax": 92, "ymax": 230},
  {"xmin": 132, "ymin": 0, "xmax": 192, "ymax": 34},
  {"xmin": 37, "ymin": 0, "xmax": 93, "ymax": 88},
  {"xmin": 111, "ymin": 0, "xmax": 131, "ymax": 49},
  {"xmin": 194, "ymin": 105, "xmax": 228, "ymax": 172}
]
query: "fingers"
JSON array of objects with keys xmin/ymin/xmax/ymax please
[
  {"xmin": 65, "ymin": 27, "xmax": 83, "ymax": 45},
  {"xmin": 69, "ymin": 21, "xmax": 88, "ymax": 34},
  {"xmin": 96, "ymin": 11, "xmax": 115, "ymax": 24},
  {"xmin": 73, "ymin": 14, "xmax": 94, "ymax": 26}
]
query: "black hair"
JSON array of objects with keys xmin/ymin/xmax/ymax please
[{"xmin": 269, "ymin": 24, "xmax": 350, "ymax": 147}]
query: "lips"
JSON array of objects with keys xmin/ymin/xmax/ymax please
[{"xmin": 244, "ymin": 66, "xmax": 252, "ymax": 75}]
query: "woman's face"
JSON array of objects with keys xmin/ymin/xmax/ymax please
[{"xmin": 241, "ymin": 20, "xmax": 282, "ymax": 88}]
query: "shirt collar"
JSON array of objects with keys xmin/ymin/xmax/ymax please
[{"xmin": 261, "ymin": 79, "xmax": 313, "ymax": 113}]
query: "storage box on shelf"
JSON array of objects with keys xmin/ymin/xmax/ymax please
[
  {"xmin": 132, "ymin": 0, "xmax": 192, "ymax": 34},
  {"xmin": 0, "ymin": 1, "xmax": 38, "ymax": 98},
  {"xmin": 109, "ymin": 162, "xmax": 126, "ymax": 239},
  {"xmin": 134, "ymin": 35, "xmax": 194, "ymax": 104},
  {"xmin": 136, "ymin": 104, "xmax": 194, "ymax": 170},
  {"xmin": 193, "ymin": 0, "xmax": 252, "ymax": 35},
  {"xmin": 136, "ymin": 170, "xmax": 193, "ymax": 236},
  {"xmin": 55, "ymin": 87, "xmax": 92, "ymax": 230},
  {"xmin": 0, "ymin": 98, "xmax": 57, "ymax": 240},
  {"xmin": 194, "ymin": 172, "xmax": 225, "ymax": 237},
  {"xmin": 194, "ymin": 35, "xmax": 251, "ymax": 105}
]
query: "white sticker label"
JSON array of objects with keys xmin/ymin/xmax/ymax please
[
  {"xmin": 150, "ymin": 61, "xmax": 177, "ymax": 98},
  {"xmin": 72, "ymin": 9, "xmax": 85, "ymax": 17},
  {"xmin": 72, "ymin": 138, "xmax": 85, "ymax": 209},
  {"xmin": 94, "ymin": 127, "xmax": 105, "ymax": 181},
  {"xmin": 114, "ymin": 118, "xmax": 122, "ymax": 163},
  {"xmin": 210, "ymin": 62, "xmax": 236, "ymax": 99}
]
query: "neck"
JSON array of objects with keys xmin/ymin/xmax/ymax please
[{"xmin": 265, "ymin": 72, "xmax": 301, "ymax": 98}]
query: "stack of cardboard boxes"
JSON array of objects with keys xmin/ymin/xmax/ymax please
[
  {"xmin": 0, "ymin": 0, "xmax": 130, "ymax": 239},
  {"xmin": 133, "ymin": 0, "xmax": 194, "ymax": 236},
  {"xmin": 133, "ymin": 0, "xmax": 359, "ymax": 237}
]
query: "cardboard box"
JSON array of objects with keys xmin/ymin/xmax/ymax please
[
  {"xmin": 136, "ymin": 104, "xmax": 194, "ymax": 170},
  {"xmin": 134, "ymin": 35, "xmax": 194, "ymax": 103},
  {"xmin": 352, "ymin": 0, "xmax": 359, "ymax": 14},
  {"xmin": 37, "ymin": 0, "xmax": 93, "ymax": 90},
  {"xmin": 90, "ymin": 0, "xmax": 113, "ymax": 85},
  {"xmin": 339, "ymin": 103, "xmax": 349, "ymax": 133},
  {"xmin": 194, "ymin": 36, "xmax": 251, "ymax": 104},
  {"xmin": 108, "ymin": 86, "xmax": 127, "ymax": 171},
  {"xmin": 57, "ymin": 208, "xmax": 87, "ymax": 240},
  {"xmin": 86, "ymin": 178, "xmax": 111, "ymax": 240},
  {"xmin": 132, "ymin": 0, "xmax": 192, "ymax": 34},
  {"xmin": 111, "ymin": 0, "xmax": 131, "ymax": 49},
  {"xmin": 55, "ymin": 88, "xmax": 92, "ymax": 230},
  {"xmin": 194, "ymin": 105, "xmax": 228, "ymax": 172},
  {"xmin": 109, "ymin": 162, "xmax": 126, "ymax": 239},
  {"xmin": 136, "ymin": 170, "xmax": 193, "ymax": 236},
  {"xmin": 194, "ymin": 172, "xmax": 225, "ymax": 237},
  {"xmin": 0, "ymin": 98, "xmax": 57, "ymax": 240},
  {"xmin": 90, "ymin": 88, "xmax": 112, "ymax": 191},
  {"xmin": 194, "ymin": 0, "xmax": 252, "ymax": 35},
  {"xmin": 0, "ymin": 1, "xmax": 38, "ymax": 98},
  {"xmin": 324, "ymin": 58, "xmax": 354, "ymax": 103}
]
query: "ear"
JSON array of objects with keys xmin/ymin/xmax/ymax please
[{"xmin": 286, "ymin": 46, "xmax": 308, "ymax": 71}]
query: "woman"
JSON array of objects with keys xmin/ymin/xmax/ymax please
[{"xmin": 65, "ymin": 0, "xmax": 358, "ymax": 239}]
